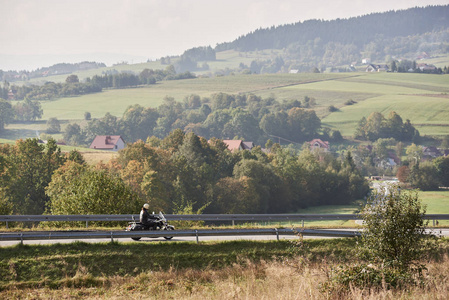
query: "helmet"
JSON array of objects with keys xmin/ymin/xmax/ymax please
[{"xmin": 143, "ymin": 203, "xmax": 150, "ymax": 209}]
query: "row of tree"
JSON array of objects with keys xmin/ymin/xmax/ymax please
[
  {"xmin": 0, "ymin": 61, "xmax": 106, "ymax": 83},
  {"xmin": 396, "ymin": 156, "xmax": 449, "ymax": 191},
  {"xmin": 0, "ymin": 133, "xmax": 369, "ymax": 216},
  {"xmin": 354, "ymin": 111, "xmax": 420, "ymax": 142},
  {"xmin": 63, "ymin": 93, "xmax": 331, "ymax": 147},
  {"xmin": 0, "ymin": 66, "xmax": 196, "ymax": 101},
  {"xmin": 0, "ymin": 98, "xmax": 43, "ymax": 132}
]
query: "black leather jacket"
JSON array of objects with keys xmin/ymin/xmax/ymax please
[{"xmin": 140, "ymin": 208, "xmax": 157, "ymax": 225}]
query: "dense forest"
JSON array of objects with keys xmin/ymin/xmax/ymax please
[
  {"xmin": 216, "ymin": 5, "xmax": 449, "ymax": 71},
  {"xmin": 0, "ymin": 136, "xmax": 370, "ymax": 216}
]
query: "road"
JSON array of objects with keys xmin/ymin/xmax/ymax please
[{"xmin": 1, "ymin": 228, "xmax": 448, "ymax": 247}]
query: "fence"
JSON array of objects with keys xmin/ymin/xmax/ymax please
[
  {"xmin": 0, "ymin": 228, "xmax": 361, "ymax": 244},
  {"xmin": 1, "ymin": 214, "xmax": 448, "ymax": 228}
]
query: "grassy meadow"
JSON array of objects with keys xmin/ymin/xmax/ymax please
[
  {"xmin": 5, "ymin": 69, "xmax": 449, "ymax": 142},
  {"xmin": 1, "ymin": 239, "xmax": 449, "ymax": 299}
]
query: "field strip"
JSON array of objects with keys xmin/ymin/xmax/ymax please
[{"xmin": 243, "ymin": 74, "xmax": 361, "ymax": 94}]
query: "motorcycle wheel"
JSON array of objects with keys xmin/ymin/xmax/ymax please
[
  {"xmin": 164, "ymin": 227, "xmax": 174, "ymax": 240},
  {"xmin": 131, "ymin": 237, "xmax": 141, "ymax": 241}
]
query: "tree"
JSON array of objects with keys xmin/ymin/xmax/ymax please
[
  {"xmin": 46, "ymin": 117, "xmax": 61, "ymax": 133},
  {"xmin": 359, "ymin": 186, "xmax": 431, "ymax": 272},
  {"xmin": 121, "ymin": 104, "xmax": 159, "ymax": 142},
  {"xmin": 46, "ymin": 161, "xmax": 140, "ymax": 216},
  {"xmin": 406, "ymin": 143, "xmax": 423, "ymax": 164},
  {"xmin": 434, "ymin": 156, "xmax": 449, "ymax": 187},
  {"xmin": 0, "ymin": 99, "xmax": 13, "ymax": 132},
  {"xmin": 65, "ymin": 74, "xmax": 80, "ymax": 84},
  {"xmin": 63, "ymin": 123, "xmax": 86, "ymax": 146},
  {"xmin": 14, "ymin": 98, "xmax": 43, "ymax": 122},
  {"xmin": 407, "ymin": 162, "xmax": 439, "ymax": 191},
  {"xmin": 0, "ymin": 138, "xmax": 65, "ymax": 214}
]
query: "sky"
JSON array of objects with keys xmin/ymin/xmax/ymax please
[{"xmin": 1, "ymin": 0, "xmax": 448, "ymax": 71}]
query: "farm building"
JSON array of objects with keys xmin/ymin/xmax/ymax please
[{"xmin": 89, "ymin": 135, "xmax": 126, "ymax": 151}]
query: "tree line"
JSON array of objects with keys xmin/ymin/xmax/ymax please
[
  {"xmin": 63, "ymin": 93, "xmax": 334, "ymax": 148},
  {"xmin": 0, "ymin": 61, "xmax": 106, "ymax": 83},
  {"xmin": 0, "ymin": 66, "xmax": 196, "ymax": 101},
  {"xmin": 0, "ymin": 134, "xmax": 369, "ymax": 216}
]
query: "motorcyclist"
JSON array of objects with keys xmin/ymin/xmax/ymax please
[{"xmin": 140, "ymin": 203, "xmax": 158, "ymax": 229}]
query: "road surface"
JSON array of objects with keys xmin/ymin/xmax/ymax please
[{"xmin": 1, "ymin": 228, "xmax": 448, "ymax": 247}]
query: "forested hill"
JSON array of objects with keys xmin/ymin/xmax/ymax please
[
  {"xmin": 215, "ymin": 5, "xmax": 449, "ymax": 67},
  {"xmin": 216, "ymin": 6, "xmax": 448, "ymax": 51}
]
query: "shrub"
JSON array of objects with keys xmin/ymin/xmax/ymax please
[
  {"xmin": 328, "ymin": 105, "xmax": 338, "ymax": 112},
  {"xmin": 323, "ymin": 185, "xmax": 437, "ymax": 295}
]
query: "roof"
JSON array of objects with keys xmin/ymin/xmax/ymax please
[
  {"xmin": 222, "ymin": 140, "xmax": 255, "ymax": 152},
  {"xmin": 89, "ymin": 135, "xmax": 124, "ymax": 150},
  {"xmin": 309, "ymin": 139, "xmax": 329, "ymax": 149},
  {"xmin": 223, "ymin": 140, "xmax": 244, "ymax": 152}
]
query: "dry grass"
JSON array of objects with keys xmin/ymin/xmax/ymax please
[
  {"xmin": 81, "ymin": 151, "xmax": 117, "ymax": 165},
  {"xmin": 2, "ymin": 255, "xmax": 449, "ymax": 299}
]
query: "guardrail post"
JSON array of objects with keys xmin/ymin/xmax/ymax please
[
  {"xmin": 86, "ymin": 221, "xmax": 89, "ymax": 228},
  {"xmin": 195, "ymin": 230, "xmax": 199, "ymax": 244},
  {"xmin": 232, "ymin": 219, "xmax": 235, "ymax": 226},
  {"xmin": 302, "ymin": 220, "xmax": 304, "ymax": 228},
  {"xmin": 275, "ymin": 228, "xmax": 279, "ymax": 241},
  {"xmin": 20, "ymin": 233, "xmax": 23, "ymax": 245},
  {"xmin": 110, "ymin": 232, "xmax": 113, "ymax": 243},
  {"xmin": 6, "ymin": 221, "xmax": 8, "ymax": 229},
  {"xmin": 433, "ymin": 219, "xmax": 435, "ymax": 227}
]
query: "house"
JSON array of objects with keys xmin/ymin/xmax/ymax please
[
  {"xmin": 366, "ymin": 64, "xmax": 389, "ymax": 72},
  {"xmin": 308, "ymin": 139, "xmax": 329, "ymax": 151},
  {"xmin": 423, "ymin": 146, "xmax": 442, "ymax": 158},
  {"xmin": 417, "ymin": 63, "xmax": 437, "ymax": 72},
  {"xmin": 223, "ymin": 140, "xmax": 254, "ymax": 152},
  {"xmin": 7, "ymin": 90, "xmax": 15, "ymax": 100},
  {"xmin": 362, "ymin": 58, "xmax": 371, "ymax": 64},
  {"xmin": 89, "ymin": 135, "xmax": 126, "ymax": 151}
]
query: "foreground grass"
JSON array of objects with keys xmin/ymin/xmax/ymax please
[
  {"xmin": 0, "ymin": 239, "xmax": 354, "ymax": 288},
  {"xmin": 1, "ymin": 239, "xmax": 448, "ymax": 299}
]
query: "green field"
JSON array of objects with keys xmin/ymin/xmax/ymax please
[{"xmin": 4, "ymin": 68, "xmax": 449, "ymax": 141}]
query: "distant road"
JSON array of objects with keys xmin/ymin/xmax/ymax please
[{"xmin": 1, "ymin": 228, "xmax": 448, "ymax": 247}]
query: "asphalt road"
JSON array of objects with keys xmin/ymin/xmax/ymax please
[{"xmin": 1, "ymin": 228, "xmax": 448, "ymax": 247}]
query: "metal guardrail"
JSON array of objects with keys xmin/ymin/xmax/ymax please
[
  {"xmin": 0, "ymin": 228, "xmax": 361, "ymax": 244},
  {"xmin": 1, "ymin": 214, "xmax": 448, "ymax": 228}
]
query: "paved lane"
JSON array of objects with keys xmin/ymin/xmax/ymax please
[{"xmin": 1, "ymin": 228, "xmax": 447, "ymax": 247}]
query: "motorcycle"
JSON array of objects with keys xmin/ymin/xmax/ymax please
[{"xmin": 126, "ymin": 212, "xmax": 175, "ymax": 241}]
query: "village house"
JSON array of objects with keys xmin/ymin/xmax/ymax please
[
  {"xmin": 222, "ymin": 140, "xmax": 254, "ymax": 152},
  {"xmin": 308, "ymin": 139, "xmax": 329, "ymax": 152},
  {"xmin": 417, "ymin": 63, "xmax": 437, "ymax": 72},
  {"xmin": 422, "ymin": 146, "xmax": 442, "ymax": 158},
  {"xmin": 366, "ymin": 64, "xmax": 389, "ymax": 72},
  {"xmin": 89, "ymin": 135, "xmax": 126, "ymax": 151}
]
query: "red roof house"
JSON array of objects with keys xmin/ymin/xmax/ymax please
[
  {"xmin": 89, "ymin": 135, "xmax": 126, "ymax": 151},
  {"xmin": 223, "ymin": 140, "xmax": 254, "ymax": 152},
  {"xmin": 308, "ymin": 139, "xmax": 329, "ymax": 151}
]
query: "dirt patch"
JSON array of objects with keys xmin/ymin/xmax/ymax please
[{"xmin": 412, "ymin": 94, "xmax": 449, "ymax": 98}]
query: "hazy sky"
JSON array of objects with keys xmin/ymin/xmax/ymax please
[{"xmin": 1, "ymin": 0, "xmax": 448, "ymax": 70}]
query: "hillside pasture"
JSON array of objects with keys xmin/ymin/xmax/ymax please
[
  {"xmin": 4, "ymin": 72, "xmax": 449, "ymax": 141},
  {"xmin": 322, "ymin": 94, "xmax": 449, "ymax": 137},
  {"xmin": 39, "ymin": 73, "xmax": 346, "ymax": 120}
]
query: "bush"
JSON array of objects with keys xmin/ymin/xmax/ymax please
[
  {"xmin": 328, "ymin": 105, "xmax": 338, "ymax": 112},
  {"xmin": 323, "ymin": 185, "xmax": 437, "ymax": 295}
]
